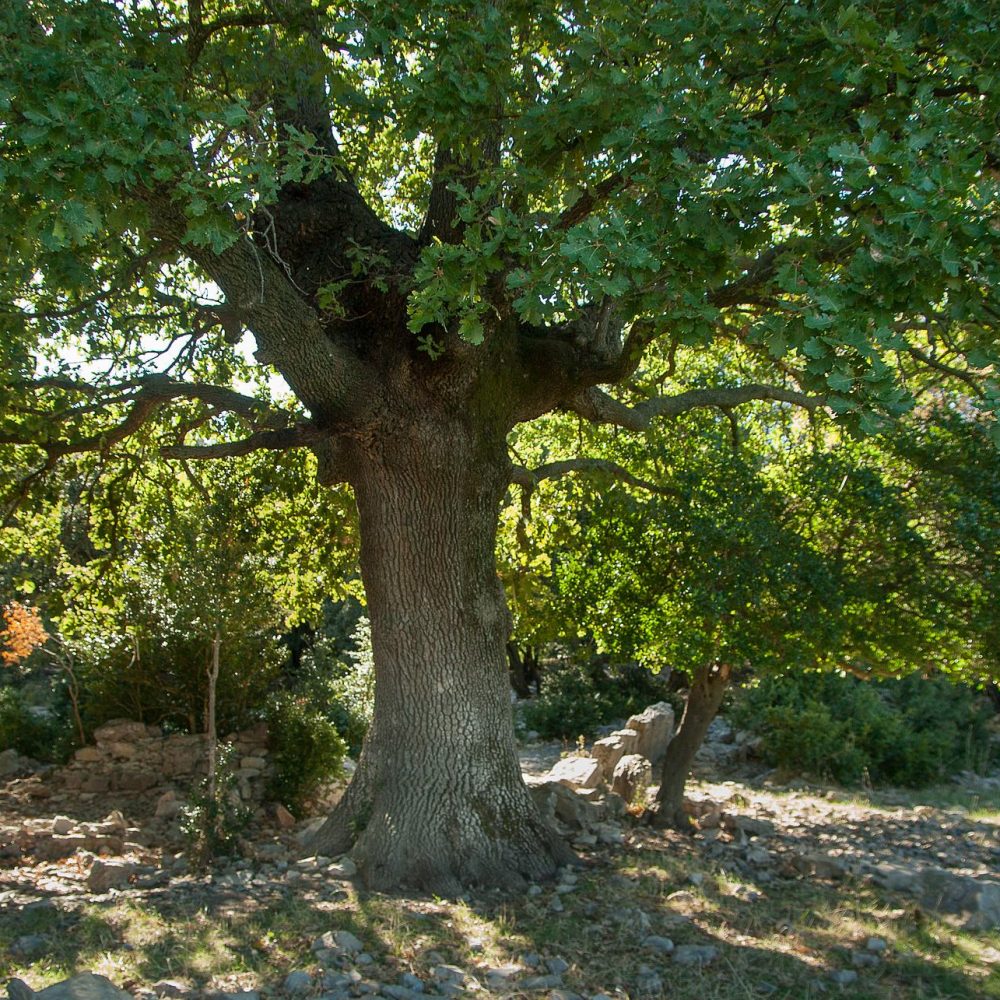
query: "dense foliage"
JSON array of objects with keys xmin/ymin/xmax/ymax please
[
  {"xmin": 731, "ymin": 672, "xmax": 994, "ymax": 787},
  {"xmin": 2, "ymin": 0, "xmax": 999, "ymax": 888}
]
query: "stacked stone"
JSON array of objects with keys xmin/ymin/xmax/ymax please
[
  {"xmin": 54, "ymin": 718, "xmax": 273, "ymax": 804},
  {"xmin": 545, "ymin": 701, "xmax": 675, "ymax": 804}
]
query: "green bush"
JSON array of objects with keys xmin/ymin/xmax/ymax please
[
  {"xmin": 0, "ymin": 686, "xmax": 72, "ymax": 763},
  {"xmin": 296, "ymin": 616, "xmax": 374, "ymax": 756},
  {"xmin": 180, "ymin": 743, "xmax": 251, "ymax": 867},
  {"xmin": 521, "ymin": 658, "xmax": 670, "ymax": 740},
  {"xmin": 266, "ymin": 693, "xmax": 347, "ymax": 813},
  {"xmin": 730, "ymin": 672, "xmax": 994, "ymax": 787}
]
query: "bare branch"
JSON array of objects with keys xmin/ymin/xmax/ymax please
[
  {"xmin": 160, "ymin": 424, "xmax": 324, "ymax": 460},
  {"xmin": 905, "ymin": 345, "xmax": 987, "ymax": 398},
  {"xmin": 0, "ymin": 374, "xmax": 291, "ymax": 456},
  {"xmin": 708, "ymin": 236, "xmax": 857, "ymax": 308},
  {"xmin": 511, "ymin": 458, "xmax": 685, "ymax": 499},
  {"xmin": 565, "ymin": 383, "xmax": 824, "ymax": 430},
  {"xmin": 553, "ymin": 172, "xmax": 630, "ymax": 232}
]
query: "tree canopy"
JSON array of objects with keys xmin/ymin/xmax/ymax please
[{"xmin": 2, "ymin": 0, "xmax": 999, "ymax": 891}]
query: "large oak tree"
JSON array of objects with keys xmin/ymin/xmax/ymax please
[{"xmin": 1, "ymin": 0, "xmax": 998, "ymax": 891}]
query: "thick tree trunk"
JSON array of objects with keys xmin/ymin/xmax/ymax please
[
  {"xmin": 309, "ymin": 419, "xmax": 570, "ymax": 893},
  {"xmin": 651, "ymin": 662, "xmax": 732, "ymax": 830}
]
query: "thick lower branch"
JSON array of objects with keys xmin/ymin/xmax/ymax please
[
  {"xmin": 511, "ymin": 458, "xmax": 685, "ymax": 500},
  {"xmin": 565, "ymin": 383, "xmax": 824, "ymax": 431}
]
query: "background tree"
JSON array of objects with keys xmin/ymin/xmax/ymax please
[
  {"xmin": 2, "ymin": 1, "xmax": 999, "ymax": 891},
  {"xmin": 519, "ymin": 387, "xmax": 1000, "ymax": 825}
]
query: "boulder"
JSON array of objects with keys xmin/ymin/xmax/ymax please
[
  {"xmin": 919, "ymin": 870, "xmax": 1000, "ymax": 930},
  {"xmin": 35, "ymin": 974, "xmax": 132, "ymax": 1000},
  {"xmin": 0, "ymin": 748, "xmax": 23, "ymax": 778},
  {"xmin": 611, "ymin": 754, "xmax": 652, "ymax": 803},
  {"xmin": 155, "ymin": 790, "xmax": 182, "ymax": 819},
  {"xmin": 547, "ymin": 755, "xmax": 601, "ymax": 790},
  {"xmin": 525, "ymin": 778, "xmax": 600, "ymax": 831},
  {"xmin": 625, "ymin": 702, "xmax": 675, "ymax": 764},
  {"xmin": 93, "ymin": 720, "xmax": 148, "ymax": 744},
  {"xmin": 591, "ymin": 729, "xmax": 639, "ymax": 782},
  {"xmin": 275, "ymin": 804, "xmax": 296, "ymax": 829},
  {"xmin": 86, "ymin": 859, "xmax": 137, "ymax": 892}
]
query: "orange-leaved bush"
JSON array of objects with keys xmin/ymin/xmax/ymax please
[{"xmin": 1, "ymin": 602, "xmax": 48, "ymax": 667}]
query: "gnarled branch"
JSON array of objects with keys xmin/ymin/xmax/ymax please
[
  {"xmin": 564, "ymin": 383, "xmax": 824, "ymax": 431},
  {"xmin": 511, "ymin": 457, "xmax": 684, "ymax": 499},
  {"xmin": 160, "ymin": 424, "xmax": 324, "ymax": 460}
]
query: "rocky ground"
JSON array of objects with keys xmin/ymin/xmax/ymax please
[{"xmin": 2, "ymin": 718, "xmax": 999, "ymax": 1000}]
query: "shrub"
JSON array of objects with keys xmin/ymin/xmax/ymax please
[
  {"xmin": 180, "ymin": 743, "xmax": 251, "ymax": 867},
  {"xmin": 521, "ymin": 658, "xmax": 670, "ymax": 740},
  {"xmin": 296, "ymin": 615, "xmax": 374, "ymax": 756},
  {"xmin": 266, "ymin": 693, "xmax": 347, "ymax": 813},
  {"xmin": 730, "ymin": 671, "xmax": 994, "ymax": 787},
  {"xmin": 0, "ymin": 685, "xmax": 73, "ymax": 763}
]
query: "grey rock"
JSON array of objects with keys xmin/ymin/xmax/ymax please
[
  {"xmin": 35, "ymin": 974, "xmax": 132, "ymax": 1000},
  {"xmin": 724, "ymin": 814, "xmax": 776, "ymax": 838},
  {"xmin": 379, "ymin": 989, "xmax": 420, "ymax": 1000},
  {"xmin": 545, "ymin": 957, "xmax": 570, "ymax": 976},
  {"xmin": 642, "ymin": 935, "xmax": 675, "ymax": 954},
  {"xmin": 547, "ymin": 756, "xmax": 602, "ymax": 790},
  {"xmin": 919, "ymin": 869, "xmax": 1000, "ymax": 930},
  {"xmin": 328, "ymin": 857, "xmax": 357, "ymax": 879},
  {"xmin": 312, "ymin": 929, "xmax": 364, "ymax": 955},
  {"xmin": 431, "ymin": 966, "xmax": 466, "ymax": 986},
  {"xmin": 869, "ymin": 862, "xmax": 920, "ymax": 893},
  {"xmin": 12, "ymin": 935, "xmax": 49, "ymax": 959},
  {"xmin": 548, "ymin": 992, "xmax": 583, "ymax": 1000},
  {"xmin": 521, "ymin": 952, "xmax": 543, "ymax": 969},
  {"xmin": 355, "ymin": 953, "xmax": 374, "ymax": 966},
  {"xmin": 525, "ymin": 778, "xmax": 602, "ymax": 832},
  {"xmin": 398, "ymin": 975, "xmax": 423, "ymax": 993},
  {"xmin": 282, "ymin": 972, "xmax": 312, "ymax": 996},
  {"xmin": 626, "ymin": 703, "xmax": 675, "ymax": 764},
  {"xmin": 151, "ymin": 983, "xmax": 193, "ymax": 999},
  {"xmin": 484, "ymin": 966, "xmax": 520, "ymax": 984},
  {"xmin": 866, "ymin": 936, "xmax": 887, "ymax": 953},
  {"xmin": 320, "ymin": 975, "xmax": 351, "ymax": 992},
  {"xmin": 851, "ymin": 951, "xmax": 879, "ymax": 968},
  {"xmin": 8, "ymin": 980, "xmax": 36, "ymax": 1000},
  {"xmin": 634, "ymin": 966, "xmax": 664, "ymax": 997},
  {"xmin": 0, "ymin": 748, "xmax": 23, "ymax": 778},
  {"xmin": 86, "ymin": 860, "xmax": 137, "ymax": 893},
  {"xmin": 611, "ymin": 754, "xmax": 652, "ymax": 804},
  {"xmin": 828, "ymin": 970, "xmax": 858, "ymax": 986},
  {"xmin": 522, "ymin": 976, "xmax": 563, "ymax": 990},
  {"xmin": 672, "ymin": 944, "xmax": 719, "ymax": 967}
]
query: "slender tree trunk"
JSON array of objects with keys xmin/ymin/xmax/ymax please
[
  {"xmin": 651, "ymin": 661, "xmax": 732, "ymax": 830},
  {"xmin": 206, "ymin": 630, "xmax": 220, "ymax": 805},
  {"xmin": 309, "ymin": 418, "xmax": 571, "ymax": 894},
  {"xmin": 506, "ymin": 642, "xmax": 532, "ymax": 699}
]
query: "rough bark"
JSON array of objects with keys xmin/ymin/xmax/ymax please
[
  {"xmin": 309, "ymin": 416, "xmax": 571, "ymax": 894},
  {"xmin": 651, "ymin": 662, "xmax": 732, "ymax": 830}
]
